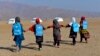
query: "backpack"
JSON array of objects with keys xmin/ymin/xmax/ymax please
[
  {"xmin": 82, "ymin": 20, "xmax": 88, "ymax": 29},
  {"xmin": 35, "ymin": 24, "xmax": 43, "ymax": 36},
  {"xmin": 13, "ymin": 22, "xmax": 22, "ymax": 35},
  {"xmin": 72, "ymin": 22, "xmax": 79, "ymax": 32}
]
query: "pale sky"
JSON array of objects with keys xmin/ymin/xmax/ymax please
[{"xmin": 0, "ymin": 0, "xmax": 100, "ymax": 12}]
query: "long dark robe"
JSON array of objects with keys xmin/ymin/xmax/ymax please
[{"xmin": 53, "ymin": 19, "xmax": 61, "ymax": 40}]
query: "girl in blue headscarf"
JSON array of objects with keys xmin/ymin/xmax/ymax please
[
  {"xmin": 66, "ymin": 17, "xmax": 80, "ymax": 45},
  {"xmin": 12, "ymin": 17, "xmax": 25, "ymax": 52}
]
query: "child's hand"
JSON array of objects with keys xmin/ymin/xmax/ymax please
[
  {"xmin": 12, "ymin": 34, "xmax": 14, "ymax": 36},
  {"xmin": 24, "ymin": 30, "xmax": 26, "ymax": 32},
  {"xmin": 61, "ymin": 25, "xmax": 64, "ymax": 27},
  {"xmin": 44, "ymin": 28, "xmax": 46, "ymax": 30},
  {"xmin": 26, "ymin": 30, "xmax": 29, "ymax": 32},
  {"xmin": 24, "ymin": 29, "xmax": 29, "ymax": 32},
  {"xmin": 23, "ymin": 30, "xmax": 26, "ymax": 32},
  {"xmin": 60, "ymin": 25, "xmax": 66, "ymax": 27},
  {"xmin": 47, "ymin": 26, "xmax": 51, "ymax": 28}
]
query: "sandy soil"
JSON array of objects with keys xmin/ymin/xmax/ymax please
[{"xmin": 0, "ymin": 18, "xmax": 100, "ymax": 56}]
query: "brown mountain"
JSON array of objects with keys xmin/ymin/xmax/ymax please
[{"xmin": 0, "ymin": 1, "xmax": 100, "ymax": 20}]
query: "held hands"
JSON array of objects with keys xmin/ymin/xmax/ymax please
[
  {"xmin": 60, "ymin": 25, "xmax": 68, "ymax": 28},
  {"xmin": 60, "ymin": 25, "xmax": 64, "ymax": 27},
  {"xmin": 23, "ymin": 30, "xmax": 26, "ymax": 32},
  {"xmin": 47, "ymin": 26, "xmax": 51, "ymax": 28},
  {"xmin": 24, "ymin": 29, "xmax": 29, "ymax": 32}
]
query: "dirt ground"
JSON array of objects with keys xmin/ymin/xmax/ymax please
[{"xmin": 0, "ymin": 18, "xmax": 100, "ymax": 56}]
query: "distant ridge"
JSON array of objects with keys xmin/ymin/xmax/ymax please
[{"xmin": 0, "ymin": 1, "xmax": 100, "ymax": 20}]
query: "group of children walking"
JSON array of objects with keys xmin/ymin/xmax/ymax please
[{"xmin": 12, "ymin": 16, "xmax": 90, "ymax": 52}]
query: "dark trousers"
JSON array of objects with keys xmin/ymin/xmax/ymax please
[
  {"xmin": 53, "ymin": 37, "xmax": 60, "ymax": 46},
  {"xmin": 71, "ymin": 32, "xmax": 77, "ymax": 45},
  {"xmin": 37, "ymin": 42, "xmax": 42, "ymax": 48},
  {"xmin": 14, "ymin": 35, "xmax": 23, "ymax": 50},
  {"xmin": 15, "ymin": 40, "xmax": 22, "ymax": 49},
  {"xmin": 80, "ymin": 36, "xmax": 87, "ymax": 42},
  {"xmin": 36, "ymin": 36, "xmax": 43, "ymax": 48},
  {"xmin": 72, "ymin": 37, "xmax": 76, "ymax": 45},
  {"xmin": 54, "ymin": 40, "xmax": 60, "ymax": 46},
  {"xmin": 80, "ymin": 33, "xmax": 87, "ymax": 42}
]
